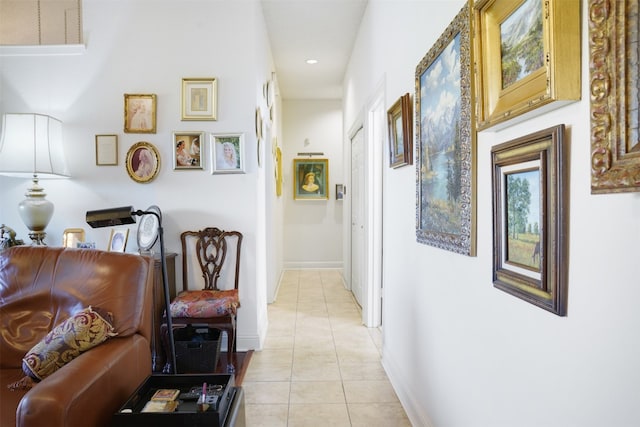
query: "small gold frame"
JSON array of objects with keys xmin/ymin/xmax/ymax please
[
  {"xmin": 125, "ymin": 141, "xmax": 161, "ymax": 183},
  {"xmin": 124, "ymin": 94, "xmax": 157, "ymax": 133},
  {"xmin": 62, "ymin": 228, "xmax": 85, "ymax": 248},
  {"xmin": 95, "ymin": 134, "xmax": 118, "ymax": 166},
  {"xmin": 474, "ymin": 0, "xmax": 581, "ymax": 130}
]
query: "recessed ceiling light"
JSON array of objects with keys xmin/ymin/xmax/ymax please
[{"xmin": 305, "ymin": 59, "xmax": 318, "ymax": 65}]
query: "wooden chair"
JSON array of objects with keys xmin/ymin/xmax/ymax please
[{"xmin": 163, "ymin": 227, "xmax": 242, "ymax": 373}]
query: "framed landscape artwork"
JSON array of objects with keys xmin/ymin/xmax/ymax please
[
  {"xmin": 293, "ymin": 158, "xmax": 329, "ymax": 200},
  {"xmin": 474, "ymin": 0, "xmax": 580, "ymax": 130},
  {"xmin": 415, "ymin": 2, "xmax": 476, "ymax": 256},
  {"xmin": 387, "ymin": 93, "xmax": 413, "ymax": 168},
  {"xmin": 491, "ymin": 124, "xmax": 568, "ymax": 316}
]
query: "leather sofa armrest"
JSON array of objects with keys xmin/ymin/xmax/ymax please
[{"xmin": 17, "ymin": 334, "xmax": 151, "ymax": 427}]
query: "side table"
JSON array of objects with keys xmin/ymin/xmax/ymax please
[{"xmin": 151, "ymin": 252, "xmax": 177, "ymax": 372}]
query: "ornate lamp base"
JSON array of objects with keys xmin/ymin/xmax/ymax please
[{"xmin": 28, "ymin": 231, "xmax": 47, "ymax": 246}]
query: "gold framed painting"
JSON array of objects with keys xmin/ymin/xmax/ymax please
[
  {"xmin": 474, "ymin": 0, "xmax": 580, "ymax": 130},
  {"xmin": 182, "ymin": 78, "xmax": 217, "ymax": 121},
  {"xmin": 124, "ymin": 94, "xmax": 157, "ymax": 133},
  {"xmin": 125, "ymin": 141, "xmax": 161, "ymax": 183},
  {"xmin": 293, "ymin": 158, "xmax": 329, "ymax": 200},
  {"xmin": 590, "ymin": 0, "xmax": 640, "ymax": 193}
]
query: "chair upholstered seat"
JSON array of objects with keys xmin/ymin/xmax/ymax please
[
  {"xmin": 162, "ymin": 227, "xmax": 243, "ymax": 374},
  {"xmin": 169, "ymin": 289, "xmax": 239, "ymax": 318}
]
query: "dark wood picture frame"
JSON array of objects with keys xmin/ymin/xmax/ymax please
[
  {"xmin": 387, "ymin": 93, "xmax": 413, "ymax": 168},
  {"xmin": 590, "ymin": 0, "xmax": 640, "ymax": 193},
  {"xmin": 491, "ymin": 124, "xmax": 568, "ymax": 316},
  {"xmin": 415, "ymin": 1, "xmax": 476, "ymax": 256}
]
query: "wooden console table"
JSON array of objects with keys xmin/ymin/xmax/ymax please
[{"xmin": 151, "ymin": 252, "xmax": 177, "ymax": 372}]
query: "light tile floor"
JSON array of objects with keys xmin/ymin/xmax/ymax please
[{"xmin": 243, "ymin": 269, "xmax": 411, "ymax": 427}]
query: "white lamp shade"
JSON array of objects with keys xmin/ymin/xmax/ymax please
[{"xmin": 0, "ymin": 113, "xmax": 70, "ymax": 178}]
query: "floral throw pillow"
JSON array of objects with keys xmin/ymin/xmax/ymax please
[{"xmin": 8, "ymin": 306, "xmax": 117, "ymax": 391}]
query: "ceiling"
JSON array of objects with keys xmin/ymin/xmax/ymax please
[{"xmin": 261, "ymin": 0, "xmax": 368, "ymax": 100}]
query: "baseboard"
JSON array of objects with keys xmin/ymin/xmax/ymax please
[
  {"xmin": 283, "ymin": 261, "xmax": 343, "ymax": 269},
  {"xmin": 382, "ymin": 350, "xmax": 436, "ymax": 427}
]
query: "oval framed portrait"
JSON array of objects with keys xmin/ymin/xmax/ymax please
[
  {"xmin": 137, "ymin": 205, "xmax": 161, "ymax": 252},
  {"xmin": 126, "ymin": 141, "xmax": 160, "ymax": 183}
]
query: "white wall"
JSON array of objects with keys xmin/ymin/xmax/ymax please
[
  {"xmin": 282, "ymin": 99, "xmax": 344, "ymax": 269},
  {"xmin": 0, "ymin": 0, "xmax": 276, "ymax": 351},
  {"xmin": 344, "ymin": 1, "xmax": 640, "ymax": 426}
]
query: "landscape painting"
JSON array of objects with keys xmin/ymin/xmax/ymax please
[
  {"xmin": 415, "ymin": 3, "xmax": 475, "ymax": 256},
  {"xmin": 505, "ymin": 168, "xmax": 541, "ymax": 272},
  {"xmin": 500, "ymin": 0, "xmax": 544, "ymax": 89}
]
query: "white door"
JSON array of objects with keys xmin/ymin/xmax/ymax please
[{"xmin": 350, "ymin": 127, "xmax": 365, "ymax": 307}]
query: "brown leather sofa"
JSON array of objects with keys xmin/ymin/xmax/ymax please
[{"xmin": 0, "ymin": 246, "xmax": 154, "ymax": 427}]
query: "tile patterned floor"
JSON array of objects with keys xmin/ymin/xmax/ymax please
[{"xmin": 243, "ymin": 269, "xmax": 411, "ymax": 426}]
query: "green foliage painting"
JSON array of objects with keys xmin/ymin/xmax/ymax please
[
  {"xmin": 505, "ymin": 169, "xmax": 540, "ymax": 270},
  {"xmin": 500, "ymin": 0, "xmax": 544, "ymax": 89}
]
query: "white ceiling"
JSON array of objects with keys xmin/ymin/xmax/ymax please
[{"xmin": 261, "ymin": 0, "xmax": 368, "ymax": 100}]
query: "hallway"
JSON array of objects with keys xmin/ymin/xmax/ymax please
[{"xmin": 243, "ymin": 269, "xmax": 411, "ymax": 426}]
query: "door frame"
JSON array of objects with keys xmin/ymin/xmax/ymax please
[{"xmin": 345, "ymin": 81, "xmax": 384, "ymax": 328}]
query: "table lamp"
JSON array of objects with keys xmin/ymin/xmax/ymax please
[
  {"xmin": 0, "ymin": 113, "xmax": 69, "ymax": 245},
  {"xmin": 86, "ymin": 205, "xmax": 178, "ymax": 374}
]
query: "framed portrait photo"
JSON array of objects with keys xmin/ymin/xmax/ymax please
[
  {"xmin": 95, "ymin": 134, "xmax": 118, "ymax": 166},
  {"xmin": 182, "ymin": 78, "xmax": 217, "ymax": 121},
  {"xmin": 125, "ymin": 141, "xmax": 161, "ymax": 183},
  {"xmin": 387, "ymin": 93, "xmax": 413, "ymax": 168},
  {"xmin": 491, "ymin": 124, "xmax": 568, "ymax": 315},
  {"xmin": 211, "ymin": 133, "xmax": 245, "ymax": 174},
  {"xmin": 173, "ymin": 131, "xmax": 204, "ymax": 170},
  {"xmin": 108, "ymin": 227, "xmax": 129, "ymax": 253},
  {"xmin": 293, "ymin": 158, "xmax": 329, "ymax": 200},
  {"xmin": 124, "ymin": 94, "xmax": 157, "ymax": 133},
  {"xmin": 415, "ymin": 2, "xmax": 476, "ymax": 256},
  {"xmin": 474, "ymin": 0, "xmax": 580, "ymax": 130}
]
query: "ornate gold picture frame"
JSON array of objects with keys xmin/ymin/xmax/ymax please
[
  {"xmin": 125, "ymin": 141, "xmax": 161, "ymax": 183},
  {"xmin": 590, "ymin": 0, "xmax": 640, "ymax": 193},
  {"xmin": 474, "ymin": 0, "xmax": 580, "ymax": 130},
  {"xmin": 387, "ymin": 93, "xmax": 413, "ymax": 169},
  {"xmin": 124, "ymin": 94, "xmax": 157, "ymax": 133}
]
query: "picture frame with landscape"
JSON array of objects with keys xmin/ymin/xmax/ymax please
[
  {"xmin": 387, "ymin": 93, "xmax": 413, "ymax": 168},
  {"xmin": 491, "ymin": 124, "xmax": 568, "ymax": 316},
  {"xmin": 474, "ymin": 0, "xmax": 580, "ymax": 130},
  {"xmin": 415, "ymin": 2, "xmax": 476, "ymax": 256}
]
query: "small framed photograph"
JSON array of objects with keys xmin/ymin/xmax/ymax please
[
  {"xmin": 491, "ymin": 124, "xmax": 568, "ymax": 315},
  {"xmin": 124, "ymin": 94, "xmax": 157, "ymax": 133},
  {"xmin": 211, "ymin": 133, "xmax": 245, "ymax": 174},
  {"xmin": 293, "ymin": 158, "xmax": 329, "ymax": 200},
  {"xmin": 108, "ymin": 228, "xmax": 129, "ymax": 253},
  {"xmin": 62, "ymin": 228, "xmax": 85, "ymax": 248},
  {"xmin": 95, "ymin": 134, "xmax": 118, "ymax": 166},
  {"xmin": 387, "ymin": 93, "xmax": 413, "ymax": 168},
  {"xmin": 125, "ymin": 141, "xmax": 161, "ymax": 183},
  {"xmin": 173, "ymin": 131, "xmax": 204, "ymax": 170},
  {"xmin": 335, "ymin": 184, "xmax": 345, "ymax": 200},
  {"xmin": 182, "ymin": 78, "xmax": 217, "ymax": 121}
]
